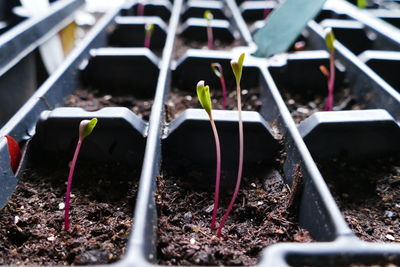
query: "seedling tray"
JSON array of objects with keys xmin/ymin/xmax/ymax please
[{"xmin": 0, "ymin": 0, "xmax": 400, "ymax": 266}]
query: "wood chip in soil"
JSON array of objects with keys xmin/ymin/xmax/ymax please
[
  {"xmin": 156, "ymin": 166, "xmax": 312, "ymax": 266},
  {"xmin": 318, "ymin": 157, "xmax": 400, "ymax": 243},
  {"xmin": 0, "ymin": 162, "xmax": 137, "ymax": 265},
  {"xmin": 64, "ymin": 89, "xmax": 153, "ymax": 121},
  {"xmin": 166, "ymin": 87, "xmax": 261, "ymax": 121}
]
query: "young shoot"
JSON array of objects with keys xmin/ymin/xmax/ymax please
[
  {"xmin": 144, "ymin": 23, "xmax": 154, "ymax": 49},
  {"xmin": 197, "ymin": 81, "xmax": 222, "ymax": 230},
  {"xmin": 64, "ymin": 118, "xmax": 98, "ymax": 231},
  {"xmin": 204, "ymin": 10, "xmax": 214, "ymax": 50},
  {"xmin": 216, "ymin": 53, "xmax": 245, "ymax": 237},
  {"xmin": 323, "ymin": 28, "xmax": 336, "ymax": 111},
  {"xmin": 211, "ymin": 63, "xmax": 227, "ymax": 110},
  {"xmin": 137, "ymin": 0, "xmax": 144, "ymax": 16},
  {"xmin": 357, "ymin": 0, "xmax": 367, "ymax": 8},
  {"xmin": 4, "ymin": 135, "xmax": 21, "ymax": 174}
]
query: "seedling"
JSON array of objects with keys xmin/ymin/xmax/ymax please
[
  {"xmin": 322, "ymin": 28, "xmax": 336, "ymax": 111},
  {"xmin": 216, "ymin": 53, "xmax": 245, "ymax": 237},
  {"xmin": 204, "ymin": 10, "xmax": 214, "ymax": 50},
  {"xmin": 357, "ymin": 0, "xmax": 367, "ymax": 8},
  {"xmin": 263, "ymin": 6, "xmax": 271, "ymax": 19},
  {"xmin": 144, "ymin": 23, "xmax": 154, "ymax": 49},
  {"xmin": 196, "ymin": 81, "xmax": 222, "ymax": 230},
  {"xmin": 4, "ymin": 135, "xmax": 21, "ymax": 174},
  {"xmin": 211, "ymin": 63, "xmax": 227, "ymax": 110},
  {"xmin": 137, "ymin": 0, "xmax": 144, "ymax": 16},
  {"xmin": 64, "ymin": 118, "xmax": 98, "ymax": 231}
]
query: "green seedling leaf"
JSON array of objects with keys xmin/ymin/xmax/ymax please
[
  {"xmin": 196, "ymin": 80, "xmax": 212, "ymax": 115},
  {"xmin": 145, "ymin": 23, "xmax": 154, "ymax": 35},
  {"xmin": 204, "ymin": 10, "xmax": 213, "ymax": 21},
  {"xmin": 231, "ymin": 53, "xmax": 245, "ymax": 84},
  {"xmin": 211, "ymin": 63, "xmax": 222, "ymax": 78},
  {"xmin": 79, "ymin": 118, "xmax": 98, "ymax": 140},
  {"xmin": 324, "ymin": 28, "xmax": 335, "ymax": 54},
  {"xmin": 357, "ymin": 0, "xmax": 367, "ymax": 8}
]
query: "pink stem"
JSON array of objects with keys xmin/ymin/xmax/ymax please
[
  {"xmin": 220, "ymin": 76, "xmax": 227, "ymax": 110},
  {"xmin": 216, "ymin": 83, "xmax": 244, "ymax": 237},
  {"xmin": 144, "ymin": 32, "xmax": 151, "ymax": 49},
  {"xmin": 263, "ymin": 8, "xmax": 271, "ymax": 19},
  {"xmin": 207, "ymin": 24, "xmax": 213, "ymax": 50},
  {"xmin": 64, "ymin": 138, "xmax": 83, "ymax": 231},
  {"xmin": 137, "ymin": 2, "xmax": 144, "ymax": 16},
  {"xmin": 209, "ymin": 117, "xmax": 221, "ymax": 230},
  {"xmin": 328, "ymin": 53, "xmax": 335, "ymax": 111}
]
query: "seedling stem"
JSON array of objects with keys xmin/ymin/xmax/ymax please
[
  {"xmin": 217, "ymin": 53, "xmax": 245, "ymax": 237},
  {"xmin": 323, "ymin": 28, "xmax": 336, "ymax": 111},
  {"xmin": 211, "ymin": 63, "xmax": 227, "ymax": 110},
  {"xmin": 64, "ymin": 118, "xmax": 97, "ymax": 231},
  {"xmin": 204, "ymin": 10, "xmax": 214, "ymax": 50},
  {"xmin": 196, "ymin": 81, "xmax": 221, "ymax": 230},
  {"xmin": 144, "ymin": 23, "xmax": 154, "ymax": 49}
]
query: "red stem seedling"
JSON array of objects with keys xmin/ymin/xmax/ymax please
[
  {"xmin": 197, "ymin": 81, "xmax": 222, "ymax": 230},
  {"xmin": 323, "ymin": 28, "xmax": 336, "ymax": 111},
  {"xmin": 211, "ymin": 63, "xmax": 227, "ymax": 110},
  {"xmin": 64, "ymin": 118, "xmax": 98, "ymax": 231},
  {"xmin": 217, "ymin": 53, "xmax": 245, "ymax": 237},
  {"xmin": 137, "ymin": 0, "xmax": 144, "ymax": 16},
  {"xmin": 4, "ymin": 135, "xmax": 22, "ymax": 174},
  {"xmin": 144, "ymin": 23, "xmax": 154, "ymax": 49},
  {"xmin": 204, "ymin": 10, "xmax": 214, "ymax": 50}
]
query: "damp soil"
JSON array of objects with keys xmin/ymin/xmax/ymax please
[
  {"xmin": 166, "ymin": 87, "xmax": 261, "ymax": 121},
  {"xmin": 174, "ymin": 36, "xmax": 244, "ymax": 59},
  {"xmin": 283, "ymin": 87, "xmax": 364, "ymax": 124},
  {"xmin": 64, "ymin": 88, "xmax": 153, "ymax": 121},
  {"xmin": 0, "ymin": 161, "xmax": 138, "ymax": 265},
  {"xmin": 156, "ymin": 162, "xmax": 313, "ymax": 266},
  {"xmin": 318, "ymin": 157, "xmax": 400, "ymax": 243}
]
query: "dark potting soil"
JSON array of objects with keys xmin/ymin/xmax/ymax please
[
  {"xmin": 166, "ymin": 86, "xmax": 261, "ymax": 121},
  {"xmin": 0, "ymin": 162, "xmax": 137, "ymax": 265},
  {"xmin": 283, "ymin": 87, "xmax": 364, "ymax": 124},
  {"xmin": 156, "ymin": 163, "xmax": 313, "ymax": 265},
  {"xmin": 64, "ymin": 89, "xmax": 153, "ymax": 121},
  {"xmin": 318, "ymin": 157, "xmax": 400, "ymax": 243},
  {"xmin": 174, "ymin": 36, "xmax": 245, "ymax": 59}
]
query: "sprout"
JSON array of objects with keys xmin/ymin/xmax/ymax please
[
  {"xmin": 322, "ymin": 28, "xmax": 336, "ymax": 111},
  {"xmin": 211, "ymin": 63, "xmax": 227, "ymax": 110},
  {"xmin": 357, "ymin": 0, "xmax": 367, "ymax": 8},
  {"xmin": 197, "ymin": 81, "xmax": 221, "ymax": 230},
  {"xmin": 64, "ymin": 118, "xmax": 98, "ymax": 231},
  {"xmin": 204, "ymin": 10, "xmax": 214, "ymax": 50},
  {"xmin": 137, "ymin": 0, "xmax": 144, "ymax": 16},
  {"xmin": 216, "ymin": 53, "xmax": 245, "ymax": 237},
  {"xmin": 4, "ymin": 135, "xmax": 21, "ymax": 174},
  {"xmin": 144, "ymin": 23, "xmax": 154, "ymax": 49}
]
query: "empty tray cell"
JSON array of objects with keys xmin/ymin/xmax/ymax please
[{"xmin": 63, "ymin": 48, "xmax": 160, "ymax": 120}]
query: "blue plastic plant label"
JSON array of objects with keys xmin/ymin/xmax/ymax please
[{"xmin": 253, "ymin": 0, "xmax": 328, "ymax": 58}]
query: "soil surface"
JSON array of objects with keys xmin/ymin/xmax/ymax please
[
  {"xmin": 156, "ymin": 163, "xmax": 313, "ymax": 266},
  {"xmin": 64, "ymin": 89, "xmax": 153, "ymax": 121},
  {"xmin": 318, "ymin": 157, "xmax": 400, "ymax": 243},
  {"xmin": 166, "ymin": 87, "xmax": 261, "ymax": 121},
  {"xmin": 283, "ymin": 87, "xmax": 364, "ymax": 124},
  {"xmin": 0, "ymin": 162, "xmax": 137, "ymax": 265},
  {"xmin": 174, "ymin": 36, "xmax": 244, "ymax": 59}
]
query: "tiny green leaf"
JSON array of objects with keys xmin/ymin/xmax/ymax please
[
  {"xmin": 204, "ymin": 10, "xmax": 213, "ymax": 21},
  {"xmin": 324, "ymin": 28, "xmax": 335, "ymax": 54},
  {"xmin": 231, "ymin": 53, "xmax": 245, "ymax": 84},
  {"xmin": 79, "ymin": 118, "xmax": 98, "ymax": 140},
  {"xmin": 145, "ymin": 23, "xmax": 154, "ymax": 35},
  {"xmin": 357, "ymin": 0, "xmax": 367, "ymax": 8},
  {"xmin": 196, "ymin": 80, "xmax": 212, "ymax": 115},
  {"xmin": 211, "ymin": 63, "xmax": 223, "ymax": 78}
]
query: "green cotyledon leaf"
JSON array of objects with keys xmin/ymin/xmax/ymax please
[
  {"xmin": 79, "ymin": 118, "xmax": 98, "ymax": 140},
  {"xmin": 231, "ymin": 53, "xmax": 245, "ymax": 84},
  {"xmin": 196, "ymin": 80, "xmax": 212, "ymax": 115},
  {"xmin": 324, "ymin": 27, "xmax": 335, "ymax": 54}
]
